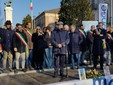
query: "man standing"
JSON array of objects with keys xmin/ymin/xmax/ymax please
[
  {"xmin": 24, "ymin": 22, "xmax": 33, "ymax": 70},
  {"xmin": 86, "ymin": 25, "xmax": 95, "ymax": 64},
  {"xmin": 51, "ymin": 21, "xmax": 70, "ymax": 78},
  {"xmin": 92, "ymin": 22, "xmax": 106, "ymax": 70},
  {"xmin": 79, "ymin": 24, "xmax": 87, "ymax": 66},
  {"xmin": 2, "ymin": 20, "xmax": 14, "ymax": 72},
  {"xmin": 69, "ymin": 25, "xmax": 83, "ymax": 69},
  {"xmin": 13, "ymin": 24, "xmax": 27, "ymax": 73}
]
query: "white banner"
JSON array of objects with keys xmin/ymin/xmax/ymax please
[{"xmin": 99, "ymin": 3, "xmax": 108, "ymax": 29}]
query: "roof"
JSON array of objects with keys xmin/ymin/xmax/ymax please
[
  {"xmin": 44, "ymin": 8, "xmax": 60, "ymax": 14},
  {"xmin": 35, "ymin": 8, "xmax": 60, "ymax": 20}
]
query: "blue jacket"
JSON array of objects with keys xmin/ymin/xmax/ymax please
[
  {"xmin": 51, "ymin": 28, "xmax": 70, "ymax": 54},
  {"xmin": 69, "ymin": 30, "xmax": 83, "ymax": 54},
  {"xmin": 2, "ymin": 29, "xmax": 14, "ymax": 52}
]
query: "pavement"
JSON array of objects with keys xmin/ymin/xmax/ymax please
[{"xmin": 0, "ymin": 65, "xmax": 113, "ymax": 85}]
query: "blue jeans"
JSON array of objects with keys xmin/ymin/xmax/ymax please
[
  {"xmin": 71, "ymin": 53, "xmax": 80, "ymax": 67},
  {"xmin": 44, "ymin": 47, "xmax": 53, "ymax": 68},
  {"xmin": 26, "ymin": 50, "xmax": 32, "ymax": 68},
  {"xmin": 80, "ymin": 51, "xmax": 86, "ymax": 64}
]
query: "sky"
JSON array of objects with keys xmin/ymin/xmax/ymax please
[{"xmin": 0, "ymin": 0, "xmax": 61, "ymax": 27}]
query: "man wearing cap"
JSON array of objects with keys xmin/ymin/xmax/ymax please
[
  {"xmin": 51, "ymin": 21, "xmax": 70, "ymax": 78},
  {"xmin": 2, "ymin": 20, "xmax": 14, "ymax": 72}
]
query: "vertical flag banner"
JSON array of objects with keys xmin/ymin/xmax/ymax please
[
  {"xmin": 99, "ymin": 3, "xmax": 108, "ymax": 29},
  {"xmin": 30, "ymin": 0, "xmax": 33, "ymax": 10}
]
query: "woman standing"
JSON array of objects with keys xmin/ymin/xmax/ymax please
[
  {"xmin": 44, "ymin": 26, "xmax": 53, "ymax": 68},
  {"xmin": 32, "ymin": 27, "xmax": 45, "ymax": 71}
]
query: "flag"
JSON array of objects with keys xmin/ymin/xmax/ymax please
[{"xmin": 30, "ymin": 0, "xmax": 33, "ymax": 10}]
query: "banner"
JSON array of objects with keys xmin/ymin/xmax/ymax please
[
  {"xmin": 99, "ymin": 3, "xmax": 108, "ymax": 29},
  {"xmin": 82, "ymin": 21, "xmax": 98, "ymax": 32}
]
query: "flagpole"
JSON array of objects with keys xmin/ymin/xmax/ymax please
[
  {"xmin": 111, "ymin": 0, "xmax": 113, "ymax": 27},
  {"xmin": 31, "ymin": 8, "xmax": 33, "ymax": 29},
  {"xmin": 30, "ymin": 0, "xmax": 33, "ymax": 29}
]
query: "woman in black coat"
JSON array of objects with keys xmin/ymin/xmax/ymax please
[{"xmin": 32, "ymin": 27, "xmax": 45, "ymax": 70}]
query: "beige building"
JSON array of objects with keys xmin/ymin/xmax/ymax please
[{"xmin": 34, "ymin": 8, "xmax": 59, "ymax": 29}]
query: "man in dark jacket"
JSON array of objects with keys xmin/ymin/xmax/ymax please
[
  {"xmin": 51, "ymin": 21, "xmax": 70, "ymax": 78},
  {"xmin": 13, "ymin": 24, "xmax": 27, "ymax": 73},
  {"xmin": 86, "ymin": 25, "xmax": 95, "ymax": 64},
  {"xmin": 69, "ymin": 25, "xmax": 83, "ymax": 69},
  {"xmin": 79, "ymin": 24, "xmax": 87, "ymax": 66},
  {"xmin": 2, "ymin": 20, "xmax": 14, "ymax": 72},
  {"xmin": 92, "ymin": 22, "xmax": 107, "ymax": 70}
]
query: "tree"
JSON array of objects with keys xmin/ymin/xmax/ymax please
[
  {"xmin": 59, "ymin": 0, "xmax": 93, "ymax": 26},
  {"xmin": 22, "ymin": 14, "xmax": 32, "ymax": 27}
]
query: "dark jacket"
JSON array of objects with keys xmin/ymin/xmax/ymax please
[
  {"xmin": 92, "ymin": 28, "xmax": 107, "ymax": 55},
  {"xmin": 51, "ymin": 28, "xmax": 70, "ymax": 54},
  {"xmin": 13, "ymin": 30, "xmax": 27, "ymax": 53},
  {"xmin": 2, "ymin": 29, "xmax": 14, "ymax": 52},
  {"xmin": 0, "ymin": 28, "xmax": 3, "ymax": 43},
  {"xmin": 69, "ymin": 30, "xmax": 83, "ymax": 54},
  {"xmin": 79, "ymin": 29, "xmax": 87, "ymax": 51},
  {"xmin": 32, "ymin": 33, "xmax": 46, "ymax": 50},
  {"xmin": 106, "ymin": 32, "xmax": 113, "ymax": 51},
  {"xmin": 87, "ymin": 30, "xmax": 94, "ymax": 45},
  {"xmin": 44, "ymin": 32, "xmax": 52, "ymax": 47}
]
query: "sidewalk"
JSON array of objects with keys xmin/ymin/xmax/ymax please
[{"xmin": 0, "ymin": 65, "xmax": 110, "ymax": 85}]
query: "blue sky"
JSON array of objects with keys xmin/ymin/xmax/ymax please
[{"xmin": 1, "ymin": 0, "xmax": 61, "ymax": 26}]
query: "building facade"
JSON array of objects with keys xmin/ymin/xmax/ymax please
[{"xmin": 34, "ymin": 8, "xmax": 59, "ymax": 29}]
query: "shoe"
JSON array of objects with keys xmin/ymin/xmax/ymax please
[
  {"xmin": 14, "ymin": 69, "xmax": 18, "ymax": 73},
  {"xmin": 53, "ymin": 72, "xmax": 58, "ymax": 78},
  {"xmin": 29, "ymin": 66, "xmax": 34, "ymax": 70},
  {"xmin": 76, "ymin": 66, "xmax": 80, "ymax": 69},
  {"xmin": 100, "ymin": 67, "xmax": 103, "ymax": 70},
  {"xmin": 9, "ymin": 69, "xmax": 13, "ymax": 72},
  {"xmin": 2, "ymin": 69, "xmax": 8, "ymax": 73},
  {"xmin": 26, "ymin": 67, "xmax": 29, "ymax": 71},
  {"xmin": 106, "ymin": 64, "xmax": 110, "ymax": 66},
  {"xmin": 60, "ymin": 73, "xmax": 65, "ymax": 78},
  {"xmin": 70, "ymin": 67, "xmax": 75, "ymax": 70},
  {"xmin": 22, "ymin": 69, "xmax": 27, "ymax": 72}
]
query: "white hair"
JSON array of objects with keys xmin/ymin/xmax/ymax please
[{"xmin": 64, "ymin": 25, "xmax": 69, "ymax": 30}]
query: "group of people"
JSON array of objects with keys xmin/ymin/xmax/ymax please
[
  {"xmin": 0, "ymin": 20, "xmax": 113, "ymax": 78},
  {"xmin": 0, "ymin": 21, "xmax": 34, "ymax": 73}
]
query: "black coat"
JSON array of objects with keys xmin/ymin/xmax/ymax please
[
  {"xmin": 68, "ymin": 30, "xmax": 83, "ymax": 54},
  {"xmin": 51, "ymin": 29, "xmax": 70, "ymax": 54},
  {"xmin": 32, "ymin": 33, "xmax": 45, "ymax": 50},
  {"xmin": 92, "ymin": 28, "xmax": 107, "ymax": 55},
  {"xmin": 107, "ymin": 32, "xmax": 113, "ymax": 52},
  {"xmin": 87, "ymin": 30, "xmax": 94, "ymax": 45},
  {"xmin": 13, "ymin": 30, "xmax": 27, "ymax": 53},
  {"xmin": 79, "ymin": 29, "xmax": 87, "ymax": 51}
]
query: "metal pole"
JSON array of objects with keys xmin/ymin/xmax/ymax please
[{"xmin": 111, "ymin": 0, "xmax": 113, "ymax": 27}]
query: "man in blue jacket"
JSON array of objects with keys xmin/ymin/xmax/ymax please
[
  {"xmin": 51, "ymin": 21, "xmax": 70, "ymax": 78},
  {"xmin": 2, "ymin": 20, "xmax": 14, "ymax": 72}
]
